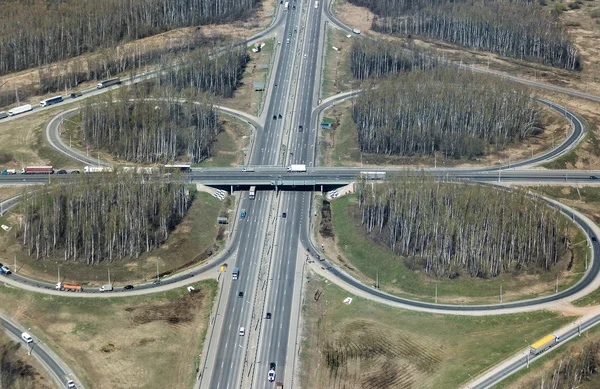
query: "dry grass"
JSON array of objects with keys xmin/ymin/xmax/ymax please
[{"xmin": 0, "ymin": 280, "xmax": 217, "ymax": 389}]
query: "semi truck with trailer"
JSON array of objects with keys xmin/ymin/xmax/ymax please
[
  {"xmin": 56, "ymin": 282, "xmax": 83, "ymax": 292},
  {"xmin": 249, "ymin": 186, "xmax": 256, "ymax": 200},
  {"xmin": 40, "ymin": 96, "xmax": 63, "ymax": 107},
  {"xmin": 232, "ymin": 267, "xmax": 240, "ymax": 280},
  {"xmin": 530, "ymin": 334, "xmax": 560, "ymax": 355},
  {"xmin": 21, "ymin": 166, "xmax": 54, "ymax": 174},
  {"xmin": 8, "ymin": 104, "xmax": 33, "ymax": 116},
  {"xmin": 97, "ymin": 77, "xmax": 121, "ymax": 89},
  {"xmin": 286, "ymin": 164, "xmax": 306, "ymax": 172}
]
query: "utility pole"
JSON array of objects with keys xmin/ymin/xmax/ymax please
[
  {"xmin": 108, "ymin": 268, "xmax": 111, "ymax": 285},
  {"xmin": 156, "ymin": 260, "xmax": 160, "ymax": 281},
  {"xmin": 556, "ymin": 274, "xmax": 559, "ymax": 294},
  {"xmin": 500, "ymin": 279, "xmax": 503, "ymax": 303},
  {"xmin": 376, "ymin": 269, "xmax": 379, "ymax": 289},
  {"xmin": 435, "ymin": 282, "xmax": 438, "ymax": 304}
]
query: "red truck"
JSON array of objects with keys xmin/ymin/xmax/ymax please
[{"xmin": 21, "ymin": 166, "xmax": 54, "ymax": 174}]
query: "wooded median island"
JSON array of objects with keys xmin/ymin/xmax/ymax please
[
  {"xmin": 357, "ymin": 174, "xmax": 569, "ymax": 279},
  {"xmin": 352, "ymin": 68, "xmax": 540, "ymax": 159},
  {"xmin": 16, "ymin": 175, "xmax": 192, "ymax": 264},
  {"xmin": 349, "ymin": 0, "xmax": 580, "ymax": 70}
]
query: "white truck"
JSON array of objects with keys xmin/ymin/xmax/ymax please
[
  {"xmin": 1, "ymin": 169, "xmax": 16, "ymax": 175},
  {"xmin": 84, "ymin": 166, "xmax": 113, "ymax": 173},
  {"xmin": 99, "ymin": 284, "xmax": 113, "ymax": 292},
  {"xmin": 232, "ymin": 267, "xmax": 240, "ymax": 280},
  {"xmin": 530, "ymin": 334, "xmax": 560, "ymax": 355},
  {"xmin": 352, "ymin": 28, "xmax": 361, "ymax": 34},
  {"xmin": 287, "ymin": 164, "xmax": 306, "ymax": 172},
  {"xmin": 8, "ymin": 104, "xmax": 33, "ymax": 116}
]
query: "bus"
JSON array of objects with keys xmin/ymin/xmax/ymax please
[
  {"xmin": 249, "ymin": 186, "xmax": 256, "ymax": 200},
  {"xmin": 284, "ymin": 1, "xmax": 289, "ymax": 9}
]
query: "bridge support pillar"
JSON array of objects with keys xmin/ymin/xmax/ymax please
[
  {"xmin": 321, "ymin": 185, "xmax": 323, "ymax": 195},
  {"xmin": 230, "ymin": 185, "xmax": 233, "ymax": 195}
]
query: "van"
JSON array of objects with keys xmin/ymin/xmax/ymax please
[
  {"xmin": 21, "ymin": 332, "xmax": 33, "ymax": 343},
  {"xmin": 99, "ymin": 284, "xmax": 113, "ymax": 292}
]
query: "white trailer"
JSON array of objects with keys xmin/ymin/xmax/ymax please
[
  {"xmin": 84, "ymin": 166, "xmax": 113, "ymax": 173},
  {"xmin": 287, "ymin": 164, "xmax": 307, "ymax": 172},
  {"xmin": 8, "ymin": 104, "xmax": 33, "ymax": 116},
  {"xmin": 284, "ymin": 1, "xmax": 289, "ymax": 9}
]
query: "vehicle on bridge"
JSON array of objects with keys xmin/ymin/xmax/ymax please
[
  {"xmin": 21, "ymin": 166, "xmax": 54, "ymax": 174},
  {"xmin": 287, "ymin": 164, "xmax": 306, "ymax": 172},
  {"xmin": 97, "ymin": 77, "xmax": 121, "ymax": 89},
  {"xmin": 530, "ymin": 334, "xmax": 559, "ymax": 355},
  {"xmin": 249, "ymin": 186, "xmax": 256, "ymax": 199},
  {"xmin": 40, "ymin": 95, "xmax": 63, "ymax": 107}
]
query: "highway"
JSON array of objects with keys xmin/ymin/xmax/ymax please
[{"xmin": 1, "ymin": 314, "xmax": 81, "ymax": 388}]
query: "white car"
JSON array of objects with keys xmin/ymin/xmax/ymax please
[
  {"xmin": 66, "ymin": 380, "xmax": 76, "ymax": 388},
  {"xmin": 239, "ymin": 327, "xmax": 245, "ymax": 336},
  {"xmin": 21, "ymin": 332, "xmax": 33, "ymax": 343},
  {"xmin": 268, "ymin": 369, "xmax": 276, "ymax": 382}
]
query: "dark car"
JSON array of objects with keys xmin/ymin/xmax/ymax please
[
  {"xmin": 593, "ymin": 237, "xmax": 598, "ymax": 242},
  {"xmin": 273, "ymin": 115, "xmax": 277, "ymax": 120},
  {"xmin": 282, "ymin": 212, "xmax": 287, "ymax": 218},
  {"xmin": 299, "ymin": 125, "xmax": 303, "ymax": 132},
  {"xmin": 293, "ymin": 4, "xmax": 296, "ymax": 8},
  {"xmin": 152, "ymin": 279, "xmax": 161, "ymax": 285},
  {"xmin": 270, "ymin": 362, "xmax": 276, "ymax": 370},
  {"xmin": 57, "ymin": 169, "xmax": 67, "ymax": 174},
  {"xmin": 266, "ymin": 312, "xmax": 272, "ymax": 319},
  {"xmin": 123, "ymin": 285, "xmax": 134, "ymax": 290},
  {"xmin": 70, "ymin": 92, "xmax": 82, "ymax": 98},
  {"xmin": 70, "ymin": 170, "xmax": 80, "ymax": 174},
  {"xmin": 274, "ymin": 84, "xmax": 277, "ymax": 87},
  {"xmin": 278, "ymin": 114, "xmax": 282, "ymax": 119},
  {"xmin": 590, "ymin": 176, "xmax": 598, "ymax": 180},
  {"xmin": 238, "ymin": 291, "xmax": 244, "ymax": 298}
]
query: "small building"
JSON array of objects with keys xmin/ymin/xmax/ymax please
[
  {"xmin": 253, "ymin": 82, "xmax": 265, "ymax": 91},
  {"xmin": 217, "ymin": 217, "xmax": 228, "ymax": 224}
]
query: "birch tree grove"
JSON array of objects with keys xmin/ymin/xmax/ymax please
[
  {"xmin": 0, "ymin": 0, "xmax": 259, "ymax": 75},
  {"xmin": 352, "ymin": 68, "xmax": 540, "ymax": 159},
  {"xmin": 80, "ymin": 88, "xmax": 220, "ymax": 164},
  {"xmin": 350, "ymin": 40, "xmax": 438, "ymax": 80},
  {"xmin": 18, "ymin": 175, "xmax": 191, "ymax": 264},
  {"xmin": 350, "ymin": 0, "xmax": 580, "ymax": 70},
  {"xmin": 157, "ymin": 47, "xmax": 250, "ymax": 98},
  {"xmin": 358, "ymin": 174, "xmax": 569, "ymax": 278}
]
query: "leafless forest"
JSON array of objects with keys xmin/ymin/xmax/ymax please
[
  {"xmin": 357, "ymin": 174, "xmax": 568, "ymax": 278},
  {"xmin": 0, "ymin": 339, "xmax": 43, "ymax": 389},
  {"xmin": 350, "ymin": 0, "xmax": 580, "ymax": 70},
  {"xmin": 0, "ymin": 0, "xmax": 259, "ymax": 75},
  {"xmin": 81, "ymin": 87, "xmax": 220, "ymax": 164},
  {"xmin": 156, "ymin": 46, "xmax": 250, "ymax": 98},
  {"xmin": 525, "ymin": 341, "xmax": 600, "ymax": 389},
  {"xmin": 18, "ymin": 175, "xmax": 191, "ymax": 264},
  {"xmin": 352, "ymin": 68, "xmax": 540, "ymax": 159},
  {"xmin": 350, "ymin": 40, "xmax": 438, "ymax": 79}
]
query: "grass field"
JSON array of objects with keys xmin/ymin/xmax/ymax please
[
  {"xmin": 0, "ymin": 191, "xmax": 227, "ymax": 286},
  {"xmin": 0, "ymin": 279, "xmax": 217, "ymax": 389},
  {"xmin": 198, "ymin": 117, "xmax": 251, "ymax": 167},
  {"xmin": 0, "ymin": 330, "xmax": 54, "ymax": 389},
  {"xmin": 299, "ymin": 276, "xmax": 574, "ymax": 389},
  {"xmin": 321, "ymin": 27, "xmax": 356, "ymax": 99},
  {"xmin": 321, "ymin": 194, "xmax": 588, "ymax": 304}
]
